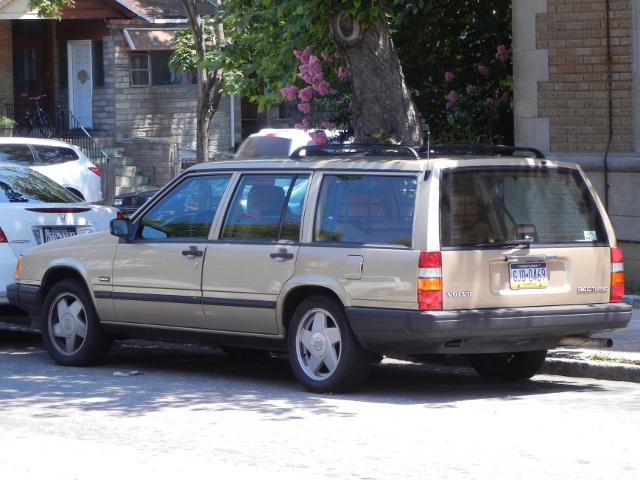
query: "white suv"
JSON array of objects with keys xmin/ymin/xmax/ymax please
[{"xmin": 0, "ymin": 137, "xmax": 103, "ymax": 202}]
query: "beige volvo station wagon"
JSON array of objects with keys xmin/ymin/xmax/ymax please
[{"xmin": 8, "ymin": 144, "xmax": 632, "ymax": 392}]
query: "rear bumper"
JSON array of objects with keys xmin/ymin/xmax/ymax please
[
  {"xmin": 346, "ymin": 303, "xmax": 633, "ymax": 355},
  {"xmin": 6, "ymin": 284, "xmax": 42, "ymax": 322}
]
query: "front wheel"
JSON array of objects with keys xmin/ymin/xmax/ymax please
[
  {"xmin": 41, "ymin": 279, "xmax": 112, "ymax": 366},
  {"xmin": 467, "ymin": 350, "xmax": 548, "ymax": 381},
  {"xmin": 287, "ymin": 295, "xmax": 372, "ymax": 393}
]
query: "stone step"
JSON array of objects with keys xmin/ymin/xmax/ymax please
[
  {"xmin": 115, "ymin": 165, "xmax": 138, "ymax": 177},
  {"xmin": 110, "ymin": 156, "xmax": 135, "ymax": 167},
  {"xmin": 115, "ymin": 175, "xmax": 150, "ymax": 187},
  {"xmin": 92, "ymin": 137, "xmax": 116, "ymax": 148}
]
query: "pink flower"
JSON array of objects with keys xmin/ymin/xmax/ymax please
[
  {"xmin": 337, "ymin": 66, "xmax": 348, "ymax": 80},
  {"xmin": 309, "ymin": 62, "xmax": 323, "ymax": 77},
  {"xmin": 279, "ymin": 85, "xmax": 298, "ymax": 101},
  {"xmin": 293, "ymin": 49, "xmax": 302, "ymax": 60},
  {"xmin": 405, "ymin": 3, "xmax": 415, "ymax": 9},
  {"xmin": 446, "ymin": 90, "xmax": 459, "ymax": 109},
  {"xmin": 299, "ymin": 64, "xmax": 311, "ymax": 75},
  {"xmin": 313, "ymin": 80, "xmax": 331, "ymax": 95},
  {"xmin": 322, "ymin": 121, "xmax": 335, "ymax": 129},
  {"xmin": 474, "ymin": 63, "xmax": 490, "ymax": 77},
  {"xmin": 297, "ymin": 102, "xmax": 311, "ymax": 113},
  {"xmin": 321, "ymin": 51, "xmax": 331, "ymax": 61},
  {"xmin": 485, "ymin": 97, "xmax": 494, "ymax": 105},
  {"xmin": 309, "ymin": 130, "xmax": 328, "ymax": 145},
  {"xmin": 500, "ymin": 91, "xmax": 510, "ymax": 104},
  {"xmin": 308, "ymin": 55, "xmax": 319, "ymax": 65},
  {"xmin": 495, "ymin": 44, "xmax": 510, "ymax": 63},
  {"xmin": 312, "ymin": 73, "xmax": 324, "ymax": 85},
  {"xmin": 298, "ymin": 86, "xmax": 313, "ymax": 102},
  {"xmin": 294, "ymin": 118, "xmax": 309, "ymax": 130},
  {"xmin": 299, "ymin": 47, "xmax": 312, "ymax": 64},
  {"xmin": 465, "ymin": 84, "xmax": 475, "ymax": 95},
  {"xmin": 444, "ymin": 71, "xmax": 454, "ymax": 82},
  {"xmin": 302, "ymin": 73, "xmax": 314, "ymax": 85}
]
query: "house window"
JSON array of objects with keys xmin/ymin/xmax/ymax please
[
  {"xmin": 130, "ymin": 53, "xmax": 151, "ymax": 86},
  {"xmin": 130, "ymin": 52, "xmax": 195, "ymax": 87}
]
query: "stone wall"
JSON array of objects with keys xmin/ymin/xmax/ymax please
[
  {"xmin": 0, "ymin": 21, "xmax": 13, "ymax": 114},
  {"xmin": 536, "ymin": 0, "xmax": 633, "ymax": 153}
]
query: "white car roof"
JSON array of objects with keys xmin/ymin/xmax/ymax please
[{"xmin": 0, "ymin": 137, "xmax": 81, "ymax": 149}]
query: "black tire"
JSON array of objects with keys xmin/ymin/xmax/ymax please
[
  {"xmin": 287, "ymin": 295, "xmax": 372, "ymax": 393},
  {"xmin": 41, "ymin": 279, "xmax": 112, "ymax": 366},
  {"xmin": 468, "ymin": 350, "xmax": 548, "ymax": 381}
]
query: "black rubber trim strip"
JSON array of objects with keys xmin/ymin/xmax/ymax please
[
  {"xmin": 112, "ymin": 292, "xmax": 202, "ymax": 304},
  {"xmin": 94, "ymin": 291, "xmax": 113, "ymax": 299},
  {"xmin": 202, "ymin": 297, "xmax": 276, "ymax": 309}
]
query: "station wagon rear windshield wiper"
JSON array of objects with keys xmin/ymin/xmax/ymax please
[{"xmin": 469, "ymin": 238, "xmax": 535, "ymax": 249}]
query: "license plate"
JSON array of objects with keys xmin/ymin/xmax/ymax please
[
  {"xmin": 509, "ymin": 262, "xmax": 548, "ymax": 289},
  {"xmin": 43, "ymin": 227, "xmax": 77, "ymax": 243}
]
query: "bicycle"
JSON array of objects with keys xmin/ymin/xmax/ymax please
[{"xmin": 24, "ymin": 94, "xmax": 53, "ymax": 138}]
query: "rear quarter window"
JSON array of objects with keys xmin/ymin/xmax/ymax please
[
  {"xmin": 33, "ymin": 145, "xmax": 79, "ymax": 164},
  {"xmin": 0, "ymin": 144, "xmax": 36, "ymax": 165},
  {"xmin": 314, "ymin": 174, "xmax": 417, "ymax": 247}
]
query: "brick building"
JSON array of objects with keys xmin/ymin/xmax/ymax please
[
  {"xmin": 0, "ymin": 0, "xmax": 241, "ymax": 191},
  {"xmin": 513, "ymin": 0, "xmax": 640, "ymax": 280}
]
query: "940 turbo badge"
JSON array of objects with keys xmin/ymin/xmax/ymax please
[{"xmin": 577, "ymin": 286, "xmax": 608, "ymax": 294}]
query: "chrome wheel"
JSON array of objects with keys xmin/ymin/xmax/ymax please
[
  {"xmin": 295, "ymin": 308, "xmax": 342, "ymax": 381},
  {"xmin": 48, "ymin": 292, "xmax": 88, "ymax": 356}
]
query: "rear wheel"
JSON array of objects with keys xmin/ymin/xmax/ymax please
[
  {"xmin": 468, "ymin": 350, "xmax": 548, "ymax": 381},
  {"xmin": 288, "ymin": 295, "xmax": 372, "ymax": 393},
  {"xmin": 42, "ymin": 279, "xmax": 112, "ymax": 366}
]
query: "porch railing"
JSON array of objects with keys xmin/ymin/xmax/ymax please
[{"xmin": 2, "ymin": 103, "xmax": 114, "ymax": 204}]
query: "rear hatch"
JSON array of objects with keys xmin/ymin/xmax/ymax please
[
  {"xmin": 1, "ymin": 204, "xmax": 101, "ymax": 256},
  {"xmin": 439, "ymin": 164, "xmax": 613, "ymax": 309}
]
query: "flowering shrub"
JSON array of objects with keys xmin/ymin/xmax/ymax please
[
  {"xmin": 394, "ymin": 0, "xmax": 513, "ymax": 145},
  {"xmin": 437, "ymin": 43, "xmax": 512, "ymax": 144}
]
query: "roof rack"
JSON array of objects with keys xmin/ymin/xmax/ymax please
[
  {"xmin": 290, "ymin": 144, "xmax": 421, "ymax": 160},
  {"xmin": 420, "ymin": 144, "xmax": 546, "ymax": 159}
]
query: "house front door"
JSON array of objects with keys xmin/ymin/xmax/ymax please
[{"xmin": 67, "ymin": 40, "xmax": 92, "ymax": 128}]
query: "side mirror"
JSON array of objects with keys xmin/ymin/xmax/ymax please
[{"xmin": 110, "ymin": 218, "xmax": 132, "ymax": 240}]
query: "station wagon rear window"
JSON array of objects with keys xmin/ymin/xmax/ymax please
[
  {"xmin": 440, "ymin": 167, "xmax": 607, "ymax": 247},
  {"xmin": 0, "ymin": 167, "xmax": 80, "ymax": 203}
]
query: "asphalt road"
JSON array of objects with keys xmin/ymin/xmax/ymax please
[{"xmin": 1, "ymin": 330, "xmax": 639, "ymax": 480}]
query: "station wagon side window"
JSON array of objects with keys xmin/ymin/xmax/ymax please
[
  {"xmin": 140, "ymin": 174, "xmax": 231, "ymax": 240},
  {"xmin": 314, "ymin": 174, "xmax": 417, "ymax": 247},
  {"xmin": 221, "ymin": 174, "xmax": 309, "ymax": 241}
]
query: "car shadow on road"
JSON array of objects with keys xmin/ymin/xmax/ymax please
[{"xmin": 0, "ymin": 330, "xmax": 608, "ymax": 419}]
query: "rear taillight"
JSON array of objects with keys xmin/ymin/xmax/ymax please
[
  {"xmin": 610, "ymin": 247, "xmax": 624, "ymax": 303},
  {"xmin": 25, "ymin": 207, "xmax": 91, "ymax": 213},
  {"xmin": 117, "ymin": 211, "xmax": 124, "ymax": 219},
  {"xmin": 418, "ymin": 251, "xmax": 442, "ymax": 310},
  {"xmin": 0, "ymin": 227, "xmax": 7, "ymax": 243},
  {"xmin": 89, "ymin": 166, "xmax": 101, "ymax": 177}
]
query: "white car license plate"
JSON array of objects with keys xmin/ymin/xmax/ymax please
[
  {"xmin": 43, "ymin": 227, "xmax": 77, "ymax": 243},
  {"xmin": 509, "ymin": 262, "xmax": 548, "ymax": 289}
]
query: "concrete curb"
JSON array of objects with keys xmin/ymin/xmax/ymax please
[{"xmin": 541, "ymin": 357, "xmax": 640, "ymax": 383}]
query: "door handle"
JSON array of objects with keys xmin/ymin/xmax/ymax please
[
  {"xmin": 182, "ymin": 246, "xmax": 204, "ymax": 258},
  {"xmin": 270, "ymin": 249, "xmax": 294, "ymax": 261}
]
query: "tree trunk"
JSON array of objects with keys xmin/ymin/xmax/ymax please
[
  {"xmin": 196, "ymin": 99, "xmax": 210, "ymax": 164},
  {"xmin": 329, "ymin": 10, "xmax": 422, "ymax": 145}
]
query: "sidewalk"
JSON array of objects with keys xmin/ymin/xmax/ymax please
[{"xmin": 542, "ymin": 295, "xmax": 640, "ymax": 383}]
